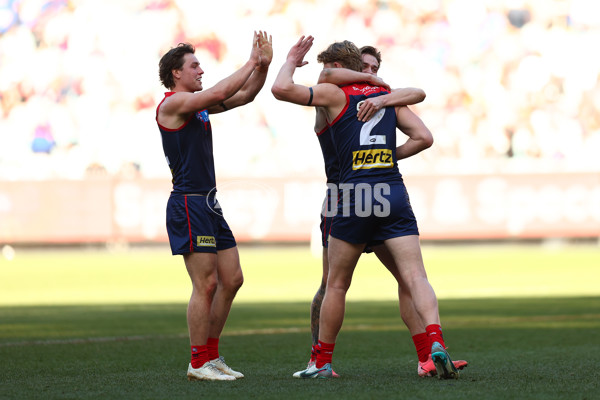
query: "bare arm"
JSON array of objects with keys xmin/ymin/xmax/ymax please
[
  {"xmin": 208, "ymin": 31, "xmax": 273, "ymax": 113},
  {"xmin": 271, "ymin": 35, "xmax": 315, "ymax": 106},
  {"xmin": 357, "ymin": 88, "xmax": 426, "ymax": 122},
  {"xmin": 395, "ymin": 105, "xmax": 433, "ymax": 160},
  {"xmin": 271, "ymin": 36, "xmax": 346, "ymax": 120},
  {"xmin": 318, "ymin": 68, "xmax": 391, "ymax": 91},
  {"xmin": 158, "ymin": 32, "xmax": 261, "ymax": 128},
  {"xmin": 317, "ymin": 68, "xmax": 425, "ymax": 122}
]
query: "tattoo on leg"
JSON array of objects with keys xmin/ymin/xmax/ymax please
[{"xmin": 310, "ymin": 286, "xmax": 326, "ymax": 345}]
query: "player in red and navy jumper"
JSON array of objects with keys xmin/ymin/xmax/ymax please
[
  {"xmin": 157, "ymin": 95, "xmax": 236, "ymax": 255},
  {"xmin": 157, "ymin": 32, "xmax": 272, "ymax": 381},
  {"xmin": 297, "ymin": 63, "xmax": 467, "ymax": 379},
  {"xmin": 273, "ymin": 36, "xmax": 461, "ymax": 380},
  {"xmin": 328, "ymin": 82, "xmax": 420, "ymax": 243}
]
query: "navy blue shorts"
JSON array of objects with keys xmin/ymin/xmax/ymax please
[
  {"xmin": 321, "ymin": 213, "xmax": 378, "ymax": 253},
  {"xmin": 320, "ymin": 186, "xmax": 394, "ymax": 251},
  {"xmin": 319, "ymin": 187, "xmax": 335, "ymax": 248},
  {"xmin": 165, "ymin": 194, "xmax": 236, "ymax": 255},
  {"xmin": 329, "ymin": 181, "xmax": 419, "ymax": 244}
]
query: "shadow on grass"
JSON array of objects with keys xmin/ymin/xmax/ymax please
[{"xmin": 1, "ymin": 297, "xmax": 599, "ymax": 399}]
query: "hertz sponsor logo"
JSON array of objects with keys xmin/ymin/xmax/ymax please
[
  {"xmin": 352, "ymin": 149, "xmax": 393, "ymax": 170},
  {"xmin": 197, "ymin": 236, "xmax": 216, "ymax": 247}
]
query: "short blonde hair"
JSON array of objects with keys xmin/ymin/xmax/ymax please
[{"xmin": 317, "ymin": 40, "xmax": 363, "ymax": 72}]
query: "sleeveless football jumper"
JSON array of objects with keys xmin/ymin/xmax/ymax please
[{"xmin": 157, "ymin": 92, "xmax": 236, "ymax": 254}]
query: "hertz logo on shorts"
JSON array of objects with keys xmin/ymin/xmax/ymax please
[
  {"xmin": 197, "ymin": 236, "xmax": 216, "ymax": 247},
  {"xmin": 352, "ymin": 149, "xmax": 394, "ymax": 170}
]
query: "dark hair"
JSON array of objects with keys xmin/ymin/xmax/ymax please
[
  {"xmin": 360, "ymin": 45, "xmax": 382, "ymax": 66},
  {"xmin": 317, "ymin": 40, "xmax": 363, "ymax": 72},
  {"xmin": 159, "ymin": 43, "xmax": 195, "ymax": 89}
]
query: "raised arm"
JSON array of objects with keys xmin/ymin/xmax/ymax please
[
  {"xmin": 158, "ymin": 32, "xmax": 261, "ymax": 128},
  {"xmin": 271, "ymin": 36, "xmax": 346, "ymax": 119},
  {"xmin": 271, "ymin": 35, "xmax": 316, "ymax": 105},
  {"xmin": 208, "ymin": 31, "xmax": 273, "ymax": 113},
  {"xmin": 394, "ymin": 105, "xmax": 434, "ymax": 160}
]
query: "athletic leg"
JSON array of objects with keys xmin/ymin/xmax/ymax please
[
  {"xmin": 372, "ymin": 244, "xmax": 433, "ymax": 376},
  {"xmin": 310, "ymin": 247, "xmax": 328, "ymax": 347},
  {"xmin": 206, "ymin": 246, "xmax": 245, "ymax": 378},
  {"xmin": 185, "ymin": 252, "xmax": 219, "ymax": 348},
  {"xmin": 319, "ymin": 236, "xmax": 363, "ymax": 344},
  {"xmin": 384, "ymin": 235, "xmax": 459, "ymax": 379},
  {"xmin": 383, "ymin": 235, "xmax": 439, "ymax": 326},
  {"xmin": 371, "ymin": 243, "xmax": 425, "ymax": 336},
  {"xmin": 371, "ymin": 243, "xmax": 467, "ymax": 376},
  {"xmin": 294, "ymin": 246, "xmax": 341, "ymax": 378},
  {"xmin": 296, "ymin": 236, "xmax": 363, "ymax": 379},
  {"xmin": 208, "ymin": 246, "xmax": 244, "ymax": 339},
  {"xmin": 184, "ymin": 252, "xmax": 235, "ymax": 381}
]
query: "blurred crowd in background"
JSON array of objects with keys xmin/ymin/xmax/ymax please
[{"xmin": 1, "ymin": 0, "xmax": 599, "ymax": 181}]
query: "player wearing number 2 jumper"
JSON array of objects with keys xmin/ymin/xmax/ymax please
[
  {"xmin": 308, "ymin": 51, "xmax": 467, "ymax": 378},
  {"xmin": 299, "ymin": 65, "xmax": 449, "ymax": 379},
  {"xmin": 328, "ymin": 82, "xmax": 416, "ymax": 243},
  {"xmin": 272, "ymin": 36, "xmax": 461, "ymax": 379}
]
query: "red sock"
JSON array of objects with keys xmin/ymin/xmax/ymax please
[
  {"xmin": 207, "ymin": 337, "xmax": 219, "ymax": 361},
  {"xmin": 412, "ymin": 332, "xmax": 430, "ymax": 362},
  {"xmin": 191, "ymin": 345, "xmax": 209, "ymax": 369},
  {"xmin": 310, "ymin": 344, "xmax": 319, "ymax": 363},
  {"xmin": 315, "ymin": 340, "xmax": 335, "ymax": 368},
  {"xmin": 426, "ymin": 324, "xmax": 446, "ymax": 349}
]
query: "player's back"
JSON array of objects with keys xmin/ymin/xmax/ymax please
[{"xmin": 329, "ymin": 83, "xmax": 402, "ymax": 185}]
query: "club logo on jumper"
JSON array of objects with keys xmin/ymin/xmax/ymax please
[
  {"xmin": 196, "ymin": 235, "xmax": 216, "ymax": 247},
  {"xmin": 196, "ymin": 110, "xmax": 209, "ymax": 122},
  {"xmin": 352, "ymin": 148, "xmax": 393, "ymax": 170}
]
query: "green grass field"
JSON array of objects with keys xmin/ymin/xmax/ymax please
[
  {"xmin": 1, "ymin": 243, "xmax": 599, "ymax": 399},
  {"xmin": 2, "ymin": 242, "xmax": 599, "ymax": 305}
]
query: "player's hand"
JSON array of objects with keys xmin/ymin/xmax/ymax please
[
  {"xmin": 370, "ymin": 76, "xmax": 391, "ymax": 92},
  {"xmin": 357, "ymin": 97, "xmax": 385, "ymax": 122},
  {"xmin": 286, "ymin": 35, "xmax": 314, "ymax": 68},
  {"xmin": 249, "ymin": 31, "xmax": 261, "ymax": 67},
  {"xmin": 256, "ymin": 30, "xmax": 273, "ymax": 69}
]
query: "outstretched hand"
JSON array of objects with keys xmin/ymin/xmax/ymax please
[
  {"xmin": 256, "ymin": 30, "xmax": 273, "ymax": 69},
  {"xmin": 286, "ymin": 35, "xmax": 314, "ymax": 68}
]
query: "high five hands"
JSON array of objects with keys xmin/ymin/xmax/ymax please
[
  {"xmin": 250, "ymin": 30, "xmax": 273, "ymax": 69},
  {"xmin": 256, "ymin": 30, "xmax": 273, "ymax": 69},
  {"xmin": 286, "ymin": 35, "xmax": 314, "ymax": 68}
]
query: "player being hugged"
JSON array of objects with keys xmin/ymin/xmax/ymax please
[
  {"xmin": 292, "ymin": 44, "xmax": 467, "ymax": 378},
  {"xmin": 272, "ymin": 36, "xmax": 463, "ymax": 379}
]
